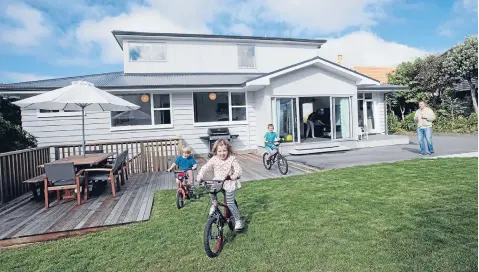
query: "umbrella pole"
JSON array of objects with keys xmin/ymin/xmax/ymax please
[{"xmin": 82, "ymin": 107, "xmax": 86, "ymax": 156}]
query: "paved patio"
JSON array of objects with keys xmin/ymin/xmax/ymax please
[{"xmin": 288, "ymin": 135, "xmax": 478, "ymax": 170}]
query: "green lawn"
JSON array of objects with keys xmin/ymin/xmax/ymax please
[{"xmin": 0, "ymin": 158, "xmax": 477, "ymax": 272}]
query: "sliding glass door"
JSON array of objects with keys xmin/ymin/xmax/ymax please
[
  {"xmin": 331, "ymin": 97, "xmax": 352, "ymax": 139},
  {"xmin": 272, "ymin": 98, "xmax": 298, "ymax": 143}
]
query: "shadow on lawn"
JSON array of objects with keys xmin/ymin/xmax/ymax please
[{"xmin": 238, "ymin": 193, "xmax": 271, "ymax": 235}]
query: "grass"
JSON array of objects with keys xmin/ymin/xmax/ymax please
[{"xmin": 0, "ymin": 158, "xmax": 477, "ymax": 272}]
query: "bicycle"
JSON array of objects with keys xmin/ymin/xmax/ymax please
[
  {"xmin": 170, "ymin": 168, "xmax": 199, "ymax": 209},
  {"xmin": 262, "ymin": 138, "xmax": 289, "ymax": 175},
  {"xmin": 200, "ymin": 179, "xmax": 239, "ymax": 258}
]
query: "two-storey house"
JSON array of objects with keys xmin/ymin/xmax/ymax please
[{"xmin": 0, "ymin": 31, "xmax": 407, "ymax": 155}]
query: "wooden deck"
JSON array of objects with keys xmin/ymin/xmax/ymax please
[{"xmin": 0, "ymin": 154, "xmax": 319, "ymax": 247}]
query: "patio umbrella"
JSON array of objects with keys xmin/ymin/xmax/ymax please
[{"xmin": 13, "ymin": 80, "xmax": 140, "ymax": 156}]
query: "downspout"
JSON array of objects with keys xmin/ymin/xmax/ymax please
[{"xmin": 384, "ymin": 92, "xmax": 388, "ymax": 135}]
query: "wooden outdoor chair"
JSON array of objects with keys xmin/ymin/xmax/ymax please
[
  {"xmin": 43, "ymin": 162, "xmax": 84, "ymax": 208},
  {"xmin": 84, "ymin": 152, "xmax": 126, "ymax": 199}
]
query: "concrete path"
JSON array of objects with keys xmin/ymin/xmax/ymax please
[{"xmin": 288, "ymin": 135, "xmax": 478, "ymax": 170}]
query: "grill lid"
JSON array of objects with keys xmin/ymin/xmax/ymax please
[{"xmin": 207, "ymin": 127, "xmax": 230, "ymax": 135}]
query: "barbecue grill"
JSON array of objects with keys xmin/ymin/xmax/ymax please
[{"xmin": 200, "ymin": 128, "xmax": 239, "ymax": 157}]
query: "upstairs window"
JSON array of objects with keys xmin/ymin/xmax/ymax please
[
  {"xmin": 237, "ymin": 44, "xmax": 255, "ymax": 68},
  {"xmin": 128, "ymin": 42, "xmax": 166, "ymax": 62}
]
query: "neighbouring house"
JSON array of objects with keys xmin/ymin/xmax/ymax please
[
  {"xmin": 352, "ymin": 66, "xmax": 396, "ymax": 84},
  {"xmin": 0, "ymin": 31, "xmax": 408, "ymax": 156}
]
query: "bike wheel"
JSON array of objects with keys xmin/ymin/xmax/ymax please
[
  {"xmin": 204, "ymin": 216, "xmax": 224, "ymax": 258},
  {"xmin": 262, "ymin": 153, "xmax": 272, "ymax": 170},
  {"xmin": 277, "ymin": 154, "xmax": 289, "ymax": 175},
  {"xmin": 176, "ymin": 191, "xmax": 184, "ymax": 209}
]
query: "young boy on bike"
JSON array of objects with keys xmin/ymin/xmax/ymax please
[
  {"xmin": 167, "ymin": 145, "xmax": 197, "ymax": 186},
  {"xmin": 264, "ymin": 124, "xmax": 279, "ymax": 162}
]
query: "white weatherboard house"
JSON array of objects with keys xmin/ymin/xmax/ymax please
[{"xmin": 0, "ymin": 31, "xmax": 408, "ymax": 156}]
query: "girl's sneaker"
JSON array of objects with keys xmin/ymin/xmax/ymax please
[{"xmin": 234, "ymin": 218, "xmax": 244, "ymax": 231}]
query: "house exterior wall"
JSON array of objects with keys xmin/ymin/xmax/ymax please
[
  {"xmin": 269, "ymin": 66, "xmax": 358, "ymax": 97},
  {"xmin": 123, "ymin": 40, "xmax": 319, "ymax": 74},
  {"xmin": 21, "ymin": 91, "xmax": 258, "ymax": 156},
  {"xmin": 358, "ymin": 91, "xmax": 387, "ymax": 134}
]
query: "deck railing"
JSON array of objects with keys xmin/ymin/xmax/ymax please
[
  {"xmin": 52, "ymin": 137, "xmax": 182, "ymax": 173},
  {"xmin": 0, "ymin": 136, "xmax": 182, "ymax": 204},
  {"xmin": 0, "ymin": 147, "xmax": 50, "ymax": 204}
]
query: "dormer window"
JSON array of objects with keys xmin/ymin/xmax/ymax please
[
  {"xmin": 237, "ymin": 44, "xmax": 255, "ymax": 68},
  {"xmin": 128, "ymin": 42, "xmax": 166, "ymax": 62}
]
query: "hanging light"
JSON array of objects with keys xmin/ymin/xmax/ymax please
[
  {"xmin": 141, "ymin": 94, "xmax": 150, "ymax": 103},
  {"xmin": 209, "ymin": 93, "xmax": 217, "ymax": 100}
]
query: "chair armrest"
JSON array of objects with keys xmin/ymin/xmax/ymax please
[
  {"xmin": 84, "ymin": 168, "xmax": 113, "ymax": 172},
  {"xmin": 76, "ymin": 169, "xmax": 85, "ymax": 176}
]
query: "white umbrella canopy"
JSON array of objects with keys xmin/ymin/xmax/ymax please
[
  {"xmin": 13, "ymin": 80, "xmax": 140, "ymax": 156},
  {"xmin": 13, "ymin": 80, "xmax": 139, "ymax": 111}
]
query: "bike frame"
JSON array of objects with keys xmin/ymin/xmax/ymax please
[
  {"xmin": 202, "ymin": 180, "xmax": 233, "ymax": 223},
  {"xmin": 175, "ymin": 169, "xmax": 194, "ymax": 199}
]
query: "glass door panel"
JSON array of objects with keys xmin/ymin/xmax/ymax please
[
  {"xmin": 332, "ymin": 97, "xmax": 352, "ymax": 139},
  {"xmin": 366, "ymin": 101, "xmax": 375, "ymax": 132},
  {"xmin": 275, "ymin": 98, "xmax": 298, "ymax": 143}
]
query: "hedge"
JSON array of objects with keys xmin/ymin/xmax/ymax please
[{"xmin": 388, "ymin": 113, "xmax": 478, "ymax": 134}]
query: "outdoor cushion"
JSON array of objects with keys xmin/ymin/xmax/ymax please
[
  {"xmin": 87, "ymin": 172, "xmax": 111, "ymax": 181},
  {"xmin": 51, "ymin": 178, "xmax": 82, "ymax": 186}
]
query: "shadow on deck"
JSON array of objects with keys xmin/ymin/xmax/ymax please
[{"xmin": 0, "ymin": 154, "xmax": 319, "ymax": 247}]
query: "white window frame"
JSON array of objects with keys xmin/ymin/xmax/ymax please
[
  {"xmin": 237, "ymin": 44, "xmax": 256, "ymax": 69},
  {"xmin": 192, "ymin": 91, "xmax": 248, "ymax": 127},
  {"xmin": 128, "ymin": 42, "xmax": 167, "ymax": 62},
  {"xmin": 110, "ymin": 92, "xmax": 173, "ymax": 131},
  {"xmin": 37, "ymin": 109, "xmax": 84, "ymax": 118}
]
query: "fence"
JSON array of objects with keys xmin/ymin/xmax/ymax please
[
  {"xmin": 0, "ymin": 147, "xmax": 50, "ymax": 204},
  {"xmin": 0, "ymin": 137, "xmax": 182, "ymax": 204}
]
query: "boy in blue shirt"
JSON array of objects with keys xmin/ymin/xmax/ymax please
[
  {"xmin": 264, "ymin": 124, "xmax": 279, "ymax": 162},
  {"xmin": 167, "ymin": 145, "xmax": 197, "ymax": 186}
]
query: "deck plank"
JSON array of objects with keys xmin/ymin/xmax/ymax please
[{"xmin": 0, "ymin": 153, "xmax": 318, "ymax": 244}]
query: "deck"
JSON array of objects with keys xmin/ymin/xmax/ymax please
[{"xmin": 0, "ymin": 154, "xmax": 319, "ymax": 247}]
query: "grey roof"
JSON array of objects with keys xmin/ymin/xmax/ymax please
[
  {"xmin": 112, "ymin": 30, "xmax": 327, "ymax": 50},
  {"xmin": 0, "ymin": 72, "xmax": 265, "ymax": 90},
  {"xmin": 357, "ymin": 84, "xmax": 409, "ymax": 90}
]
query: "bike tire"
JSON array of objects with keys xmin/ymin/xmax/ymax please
[
  {"xmin": 277, "ymin": 154, "xmax": 289, "ymax": 175},
  {"xmin": 262, "ymin": 153, "xmax": 273, "ymax": 170},
  {"xmin": 176, "ymin": 191, "xmax": 184, "ymax": 209},
  {"xmin": 203, "ymin": 216, "xmax": 224, "ymax": 258}
]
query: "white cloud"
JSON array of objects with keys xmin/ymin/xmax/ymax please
[
  {"xmin": 228, "ymin": 23, "xmax": 254, "ymax": 36},
  {"xmin": 69, "ymin": 1, "xmax": 224, "ymax": 65},
  {"xmin": 230, "ymin": 0, "xmax": 394, "ymax": 34},
  {"xmin": 437, "ymin": 0, "xmax": 477, "ymax": 37},
  {"xmin": 0, "ymin": 2, "xmax": 51, "ymax": 47},
  {"xmin": 0, "ymin": 71, "xmax": 54, "ymax": 83},
  {"xmin": 318, "ymin": 31, "xmax": 430, "ymax": 67}
]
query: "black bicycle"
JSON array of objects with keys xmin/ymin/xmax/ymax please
[
  {"xmin": 200, "ymin": 179, "xmax": 239, "ymax": 258},
  {"xmin": 262, "ymin": 138, "xmax": 288, "ymax": 175}
]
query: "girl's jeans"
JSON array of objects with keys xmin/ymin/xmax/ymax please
[{"xmin": 417, "ymin": 127, "xmax": 434, "ymax": 154}]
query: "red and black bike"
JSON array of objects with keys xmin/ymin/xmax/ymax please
[
  {"xmin": 172, "ymin": 168, "xmax": 199, "ymax": 209},
  {"xmin": 200, "ymin": 179, "xmax": 239, "ymax": 258}
]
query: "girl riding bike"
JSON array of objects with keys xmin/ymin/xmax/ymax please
[{"xmin": 196, "ymin": 139, "xmax": 244, "ymax": 231}]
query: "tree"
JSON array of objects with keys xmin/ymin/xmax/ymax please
[
  {"xmin": 0, "ymin": 96, "xmax": 37, "ymax": 153},
  {"xmin": 387, "ymin": 58, "xmax": 424, "ymax": 119},
  {"xmin": 443, "ymin": 35, "xmax": 478, "ymax": 113},
  {"xmin": 415, "ymin": 54, "xmax": 456, "ymax": 107}
]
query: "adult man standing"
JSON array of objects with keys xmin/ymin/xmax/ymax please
[{"xmin": 414, "ymin": 101, "xmax": 436, "ymax": 155}]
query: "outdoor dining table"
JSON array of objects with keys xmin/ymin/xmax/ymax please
[
  {"xmin": 38, "ymin": 152, "xmax": 116, "ymax": 168},
  {"xmin": 35, "ymin": 152, "xmax": 116, "ymax": 200}
]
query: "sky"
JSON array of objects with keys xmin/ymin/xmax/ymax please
[{"xmin": 0, "ymin": 0, "xmax": 477, "ymax": 83}]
